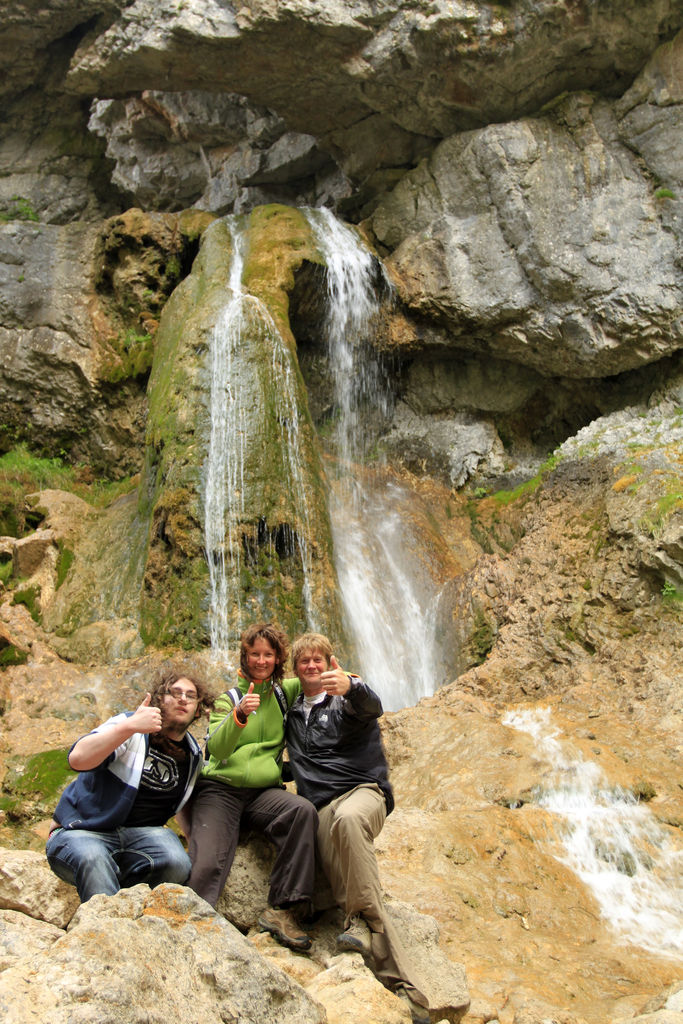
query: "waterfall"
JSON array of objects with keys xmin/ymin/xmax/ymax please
[
  {"xmin": 503, "ymin": 707, "xmax": 683, "ymax": 960},
  {"xmin": 203, "ymin": 218, "xmax": 316, "ymax": 662},
  {"xmin": 305, "ymin": 207, "xmax": 446, "ymax": 711}
]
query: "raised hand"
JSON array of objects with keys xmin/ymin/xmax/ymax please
[
  {"xmin": 321, "ymin": 654, "xmax": 351, "ymax": 696},
  {"xmin": 239, "ymin": 681, "xmax": 261, "ymax": 717},
  {"xmin": 131, "ymin": 692, "xmax": 163, "ymax": 734}
]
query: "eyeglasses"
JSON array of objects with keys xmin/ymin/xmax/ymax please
[{"xmin": 167, "ymin": 687, "xmax": 199, "ymax": 704}]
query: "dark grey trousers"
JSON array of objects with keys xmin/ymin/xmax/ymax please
[{"xmin": 186, "ymin": 776, "xmax": 318, "ymax": 909}]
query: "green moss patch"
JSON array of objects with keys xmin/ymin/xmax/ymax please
[
  {"xmin": 1, "ymin": 749, "xmax": 75, "ymax": 822},
  {"xmin": 94, "ymin": 208, "xmax": 214, "ymax": 385},
  {"xmin": 0, "ymin": 643, "xmax": 28, "ymax": 668},
  {"xmin": 11, "ymin": 584, "xmax": 41, "ymax": 623},
  {"xmin": 0, "ymin": 446, "xmax": 139, "ymax": 539},
  {"xmin": 55, "ymin": 542, "xmax": 75, "ymax": 589},
  {"xmin": 0, "ymin": 195, "xmax": 40, "ymax": 223}
]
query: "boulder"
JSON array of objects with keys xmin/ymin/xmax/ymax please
[
  {"xmin": 12, "ymin": 531, "xmax": 56, "ymax": 580},
  {"xmin": 0, "ymin": 848, "xmax": 79, "ymax": 929},
  {"xmin": 305, "ymin": 953, "xmax": 411, "ymax": 1024},
  {"xmin": 371, "ymin": 90, "xmax": 681, "ymax": 378},
  {"xmin": 0, "ymin": 883, "xmax": 326, "ymax": 1024},
  {"xmin": 0, "ymin": 909, "xmax": 63, "ymax": 971}
]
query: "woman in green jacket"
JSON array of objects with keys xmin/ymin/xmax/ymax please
[{"xmin": 186, "ymin": 622, "xmax": 316, "ymax": 951}]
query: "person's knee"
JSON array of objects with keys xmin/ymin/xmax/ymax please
[
  {"xmin": 329, "ymin": 804, "xmax": 366, "ymax": 843},
  {"xmin": 294, "ymin": 798, "xmax": 318, "ymax": 828},
  {"xmin": 48, "ymin": 834, "xmax": 104, "ymax": 873},
  {"xmin": 159, "ymin": 851, "xmax": 191, "ymax": 884},
  {"xmin": 154, "ymin": 839, "xmax": 191, "ymax": 882}
]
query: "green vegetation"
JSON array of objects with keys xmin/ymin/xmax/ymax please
[
  {"xmin": 0, "ymin": 749, "xmax": 75, "ymax": 822},
  {"xmin": 11, "ymin": 584, "xmax": 41, "ymax": 622},
  {"xmin": 55, "ymin": 541, "xmax": 75, "ymax": 589},
  {"xmin": 0, "ymin": 556, "xmax": 12, "ymax": 586},
  {"xmin": 0, "ymin": 642, "xmax": 28, "ymax": 668},
  {"xmin": 468, "ymin": 608, "xmax": 496, "ymax": 665},
  {"xmin": 100, "ymin": 328, "xmax": 154, "ymax": 384},
  {"xmin": 630, "ymin": 779, "xmax": 657, "ymax": 802},
  {"xmin": 0, "ymin": 445, "xmax": 138, "ymax": 538},
  {"xmin": 0, "ymin": 195, "xmax": 40, "ymax": 223},
  {"xmin": 661, "ymin": 580, "xmax": 683, "ymax": 605},
  {"xmin": 492, "ymin": 451, "xmax": 563, "ymax": 508},
  {"xmin": 654, "ymin": 187, "xmax": 676, "ymax": 200},
  {"xmin": 640, "ymin": 476, "xmax": 683, "ymax": 538}
]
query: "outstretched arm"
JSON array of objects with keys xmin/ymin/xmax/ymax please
[{"xmin": 68, "ymin": 693, "xmax": 162, "ymax": 771}]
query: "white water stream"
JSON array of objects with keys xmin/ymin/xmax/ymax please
[
  {"xmin": 203, "ymin": 219, "xmax": 316, "ymax": 662},
  {"xmin": 306, "ymin": 207, "xmax": 445, "ymax": 711},
  {"xmin": 504, "ymin": 707, "xmax": 683, "ymax": 960},
  {"xmin": 202, "ymin": 208, "xmax": 447, "ymax": 705}
]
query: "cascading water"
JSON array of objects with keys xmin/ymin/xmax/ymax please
[
  {"xmin": 503, "ymin": 707, "xmax": 683, "ymax": 960},
  {"xmin": 305, "ymin": 207, "xmax": 446, "ymax": 711},
  {"xmin": 203, "ymin": 218, "xmax": 316, "ymax": 662}
]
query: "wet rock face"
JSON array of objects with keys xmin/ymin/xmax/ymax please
[
  {"xmin": 0, "ymin": 210, "xmax": 211, "ymax": 477},
  {"xmin": 0, "ymin": 220, "xmax": 147, "ymax": 475}
]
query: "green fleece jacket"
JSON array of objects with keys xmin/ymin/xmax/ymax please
[{"xmin": 202, "ymin": 676, "xmax": 301, "ymax": 789}]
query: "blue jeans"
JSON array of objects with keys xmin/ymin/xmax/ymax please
[{"xmin": 46, "ymin": 825, "xmax": 191, "ymax": 903}]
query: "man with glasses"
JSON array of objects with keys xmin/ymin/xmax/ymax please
[{"xmin": 46, "ymin": 662, "xmax": 213, "ymax": 902}]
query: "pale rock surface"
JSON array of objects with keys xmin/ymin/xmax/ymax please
[
  {"xmin": 26, "ymin": 490, "xmax": 96, "ymax": 548},
  {"xmin": 305, "ymin": 952, "xmax": 412, "ymax": 1024},
  {"xmin": 0, "ymin": 883, "xmax": 326, "ymax": 1024},
  {"xmin": 0, "ymin": 848, "xmax": 79, "ymax": 928},
  {"xmin": 0, "ymin": 909, "xmax": 64, "ymax": 971},
  {"xmin": 217, "ymin": 836, "xmax": 470, "ymax": 1019},
  {"xmin": 616, "ymin": 29, "xmax": 683, "ymax": 236},
  {"xmin": 88, "ymin": 91, "xmax": 338, "ymax": 215},
  {"xmin": 382, "ymin": 401, "xmax": 506, "ymax": 489},
  {"xmin": 11, "ymin": 530, "xmax": 56, "ymax": 581},
  {"xmin": 63, "ymin": 1, "xmax": 678, "ymax": 155}
]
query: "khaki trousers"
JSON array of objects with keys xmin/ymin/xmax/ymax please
[{"xmin": 317, "ymin": 784, "xmax": 427, "ymax": 1006}]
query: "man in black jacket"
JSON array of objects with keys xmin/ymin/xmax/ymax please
[{"xmin": 286, "ymin": 632, "xmax": 429, "ymax": 1024}]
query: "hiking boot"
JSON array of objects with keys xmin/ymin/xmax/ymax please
[
  {"xmin": 258, "ymin": 906, "xmax": 312, "ymax": 951},
  {"xmin": 336, "ymin": 914, "xmax": 372, "ymax": 957},
  {"xmin": 396, "ymin": 986, "xmax": 430, "ymax": 1024}
]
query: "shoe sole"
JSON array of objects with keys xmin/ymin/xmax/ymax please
[
  {"xmin": 336, "ymin": 935, "xmax": 372, "ymax": 958},
  {"xmin": 258, "ymin": 917, "xmax": 312, "ymax": 951}
]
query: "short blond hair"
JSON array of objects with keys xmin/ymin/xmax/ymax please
[{"xmin": 291, "ymin": 632, "xmax": 332, "ymax": 672}]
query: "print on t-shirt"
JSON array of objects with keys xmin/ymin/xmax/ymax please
[{"xmin": 140, "ymin": 747, "xmax": 180, "ymax": 792}]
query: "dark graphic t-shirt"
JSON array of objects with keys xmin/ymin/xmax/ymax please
[{"xmin": 124, "ymin": 741, "xmax": 190, "ymax": 827}]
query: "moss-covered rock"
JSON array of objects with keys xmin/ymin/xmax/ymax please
[
  {"xmin": 0, "ymin": 749, "xmax": 75, "ymax": 823},
  {"xmin": 94, "ymin": 208, "xmax": 215, "ymax": 385},
  {"xmin": 138, "ymin": 208, "xmax": 343, "ymax": 649}
]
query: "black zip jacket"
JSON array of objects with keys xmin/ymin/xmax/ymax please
[{"xmin": 285, "ymin": 678, "xmax": 394, "ymax": 813}]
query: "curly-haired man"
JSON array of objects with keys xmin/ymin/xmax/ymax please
[{"xmin": 46, "ymin": 662, "xmax": 213, "ymax": 902}]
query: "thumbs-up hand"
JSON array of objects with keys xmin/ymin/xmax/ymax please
[
  {"xmin": 132, "ymin": 692, "xmax": 163, "ymax": 734},
  {"xmin": 239, "ymin": 681, "xmax": 260, "ymax": 718},
  {"xmin": 321, "ymin": 654, "xmax": 351, "ymax": 697}
]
